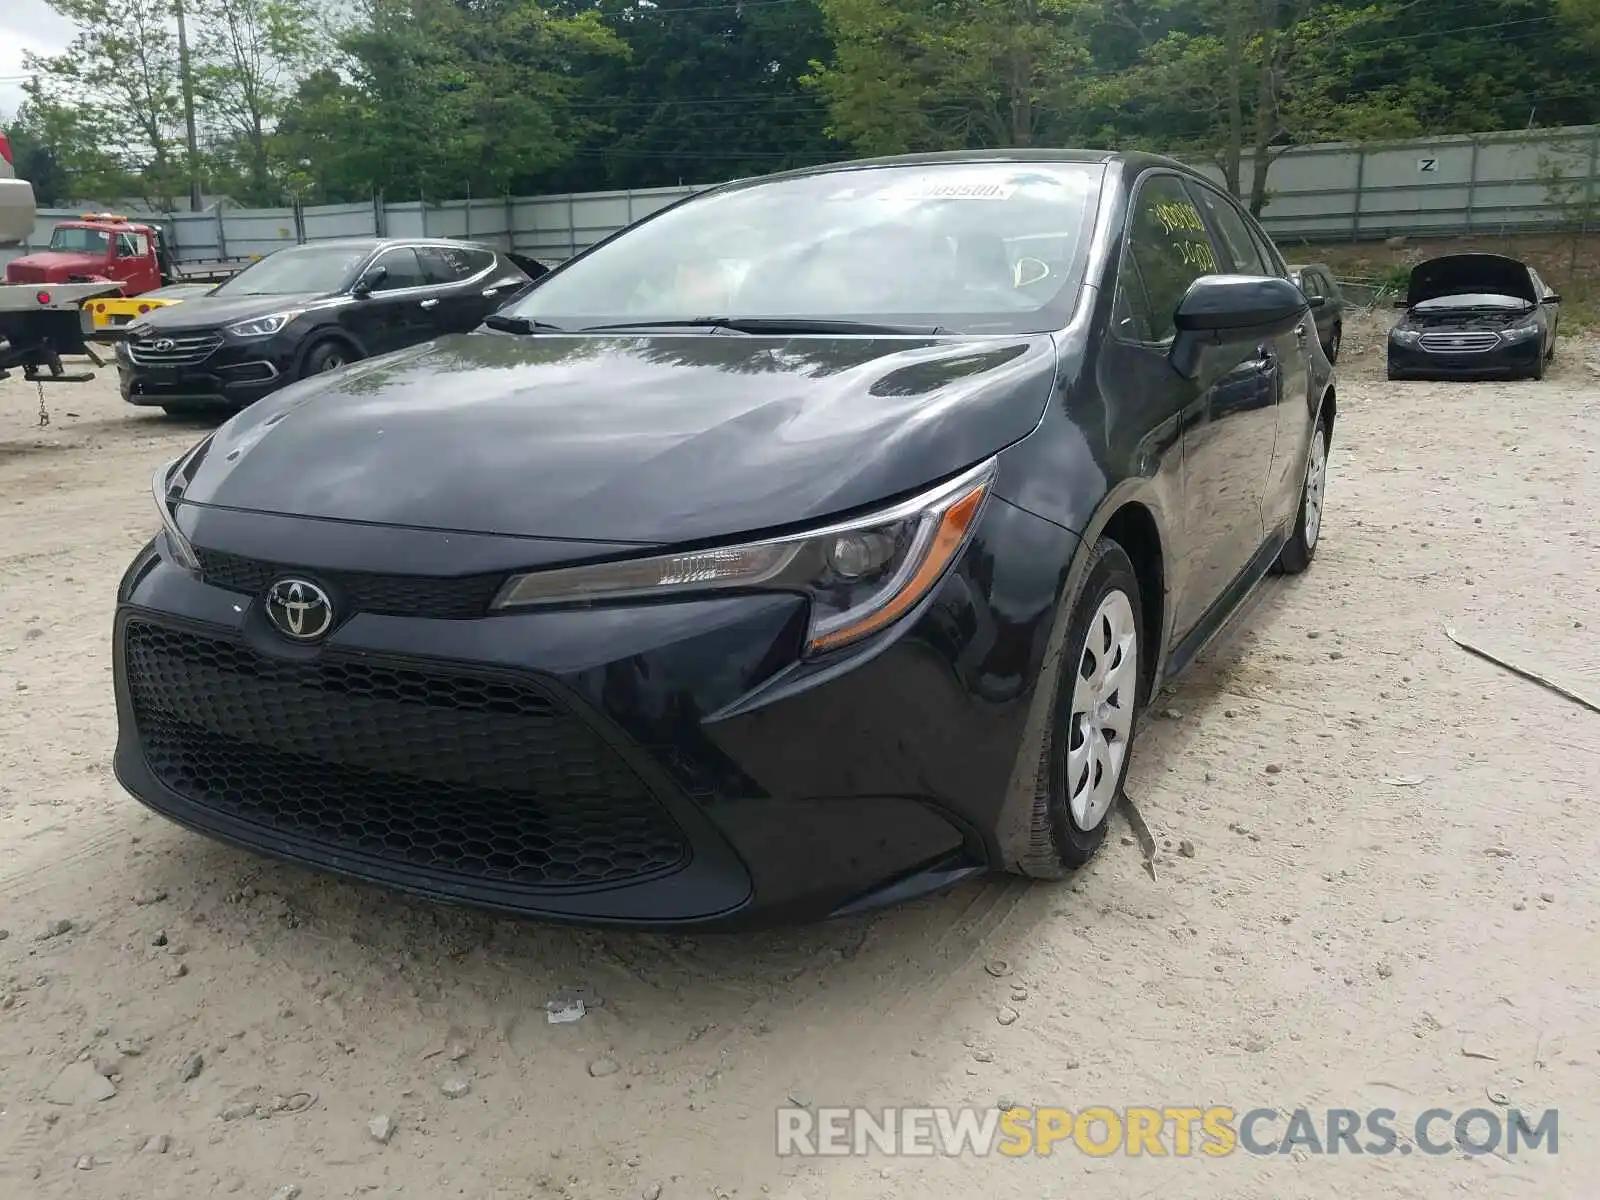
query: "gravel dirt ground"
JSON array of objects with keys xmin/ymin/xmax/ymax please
[{"xmin": 3, "ymin": 321, "xmax": 1599, "ymax": 1200}]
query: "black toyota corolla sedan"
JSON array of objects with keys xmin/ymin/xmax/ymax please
[
  {"xmin": 116, "ymin": 237, "xmax": 535, "ymax": 414},
  {"xmin": 1387, "ymin": 253, "xmax": 1561, "ymax": 381},
  {"xmin": 115, "ymin": 150, "xmax": 1336, "ymax": 929}
]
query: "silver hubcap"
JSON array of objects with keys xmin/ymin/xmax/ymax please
[
  {"xmin": 1067, "ymin": 590, "xmax": 1138, "ymax": 831},
  {"xmin": 322, "ymin": 354, "xmax": 344, "ymax": 371},
  {"xmin": 1304, "ymin": 427, "xmax": 1327, "ymax": 549},
  {"xmin": 1330, "ymin": 330, "xmax": 1339, "ymax": 357}
]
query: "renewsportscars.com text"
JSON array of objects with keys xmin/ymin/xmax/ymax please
[{"xmin": 776, "ymin": 1105, "xmax": 1559, "ymax": 1158}]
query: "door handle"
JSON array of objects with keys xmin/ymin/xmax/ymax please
[
  {"xmin": 482, "ymin": 287, "xmax": 500, "ymax": 298},
  {"xmin": 419, "ymin": 298, "xmax": 440, "ymax": 310},
  {"xmin": 1294, "ymin": 323, "xmax": 1308, "ymax": 343}
]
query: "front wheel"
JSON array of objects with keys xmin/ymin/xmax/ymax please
[
  {"xmin": 301, "ymin": 339, "xmax": 358, "ymax": 378},
  {"xmin": 1276, "ymin": 420, "xmax": 1328, "ymax": 574},
  {"xmin": 1015, "ymin": 539, "xmax": 1145, "ymax": 878}
]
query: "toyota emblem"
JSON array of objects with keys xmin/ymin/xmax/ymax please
[
  {"xmin": 264, "ymin": 578, "xmax": 335, "ymax": 641},
  {"xmin": 153, "ymin": 338, "xmax": 176, "ymax": 352}
]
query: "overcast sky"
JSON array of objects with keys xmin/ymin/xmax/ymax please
[{"xmin": 0, "ymin": 0, "xmax": 78, "ymax": 121}]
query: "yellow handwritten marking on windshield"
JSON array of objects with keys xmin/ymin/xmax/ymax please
[{"xmin": 1153, "ymin": 200, "xmax": 1206, "ymax": 234}]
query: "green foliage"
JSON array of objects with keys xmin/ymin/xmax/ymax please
[
  {"xmin": 4, "ymin": 97, "xmax": 144, "ymax": 205},
  {"xmin": 25, "ymin": 0, "xmax": 189, "ymax": 207},
  {"xmin": 1535, "ymin": 139, "xmax": 1600, "ymax": 269},
  {"xmin": 17, "ymin": 0, "xmax": 1600, "ymax": 203},
  {"xmin": 1375, "ymin": 262, "xmax": 1412, "ymax": 293},
  {"xmin": 192, "ymin": 0, "xmax": 322, "ymax": 202},
  {"xmin": 545, "ymin": 0, "xmax": 840, "ymax": 192},
  {"xmin": 805, "ymin": 0, "xmax": 1093, "ymax": 155},
  {"xmin": 275, "ymin": 0, "xmax": 626, "ymax": 201}
]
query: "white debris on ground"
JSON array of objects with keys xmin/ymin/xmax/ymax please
[{"xmin": 2, "ymin": 320, "xmax": 1598, "ymax": 1197}]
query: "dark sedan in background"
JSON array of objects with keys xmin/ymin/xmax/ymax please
[
  {"xmin": 1387, "ymin": 253, "xmax": 1561, "ymax": 381},
  {"xmin": 1289, "ymin": 263, "xmax": 1344, "ymax": 362},
  {"xmin": 116, "ymin": 237, "xmax": 536, "ymax": 414},
  {"xmin": 117, "ymin": 150, "xmax": 1336, "ymax": 929}
]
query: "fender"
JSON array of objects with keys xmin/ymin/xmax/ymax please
[{"xmin": 986, "ymin": 475, "xmax": 1180, "ymax": 870}]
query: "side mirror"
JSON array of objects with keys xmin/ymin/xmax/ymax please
[
  {"xmin": 1306, "ymin": 294, "xmax": 1328, "ymax": 311},
  {"xmin": 1545, "ymin": 292, "xmax": 1562, "ymax": 304},
  {"xmin": 353, "ymin": 265, "xmax": 388, "ymax": 297},
  {"xmin": 1169, "ymin": 275, "xmax": 1309, "ymax": 379}
]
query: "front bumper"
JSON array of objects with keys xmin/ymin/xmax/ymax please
[
  {"xmin": 112, "ymin": 498, "xmax": 1079, "ymax": 928},
  {"xmin": 1387, "ymin": 335, "xmax": 1542, "ymax": 380},
  {"xmin": 118, "ymin": 330, "xmax": 299, "ymax": 409}
]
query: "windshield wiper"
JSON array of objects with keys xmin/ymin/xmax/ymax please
[
  {"xmin": 483, "ymin": 313, "xmax": 569, "ymax": 334},
  {"xmin": 579, "ymin": 317, "xmax": 945, "ymax": 336}
]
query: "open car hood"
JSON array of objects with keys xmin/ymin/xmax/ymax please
[{"xmin": 1406, "ymin": 254, "xmax": 1537, "ymax": 307}]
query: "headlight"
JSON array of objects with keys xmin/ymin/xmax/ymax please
[
  {"xmin": 226, "ymin": 311, "xmax": 302, "ymax": 338},
  {"xmin": 1391, "ymin": 328, "xmax": 1421, "ymax": 344},
  {"xmin": 150, "ymin": 438, "xmax": 212, "ymax": 572},
  {"xmin": 1501, "ymin": 323, "xmax": 1540, "ymax": 341},
  {"xmin": 492, "ymin": 458, "xmax": 997, "ymax": 655}
]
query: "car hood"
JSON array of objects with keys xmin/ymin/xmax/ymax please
[
  {"xmin": 4, "ymin": 251, "xmax": 105, "ymax": 282},
  {"xmin": 135, "ymin": 290, "xmax": 331, "ymax": 330},
  {"xmin": 178, "ymin": 330, "xmax": 1058, "ymax": 545},
  {"xmin": 1406, "ymin": 254, "xmax": 1537, "ymax": 307}
]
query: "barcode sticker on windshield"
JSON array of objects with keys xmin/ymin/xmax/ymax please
[{"xmin": 880, "ymin": 180, "xmax": 1017, "ymax": 201}]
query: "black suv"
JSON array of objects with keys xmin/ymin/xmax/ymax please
[{"xmin": 117, "ymin": 237, "xmax": 537, "ymax": 415}]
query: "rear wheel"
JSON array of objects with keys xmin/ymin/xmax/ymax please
[
  {"xmin": 1015, "ymin": 539, "xmax": 1145, "ymax": 878},
  {"xmin": 1325, "ymin": 323, "xmax": 1342, "ymax": 363},
  {"xmin": 1276, "ymin": 419, "xmax": 1328, "ymax": 575}
]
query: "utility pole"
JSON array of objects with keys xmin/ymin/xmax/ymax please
[{"xmin": 174, "ymin": 0, "xmax": 203, "ymax": 212}]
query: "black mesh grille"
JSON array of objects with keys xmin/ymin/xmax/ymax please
[
  {"xmin": 193, "ymin": 548, "xmax": 505, "ymax": 621},
  {"xmin": 123, "ymin": 620, "xmax": 690, "ymax": 889}
]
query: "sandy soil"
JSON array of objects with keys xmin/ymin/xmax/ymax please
[{"xmin": 3, "ymin": 323, "xmax": 1599, "ymax": 1200}]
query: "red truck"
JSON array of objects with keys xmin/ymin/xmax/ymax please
[{"xmin": 3, "ymin": 212, "xmax": 174, "ymax": 295}]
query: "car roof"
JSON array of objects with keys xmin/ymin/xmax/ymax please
[
  {"xmin": 277, "ymin": 236, "xmax": 492, "ymax": 254},
  {"xmin": 717, "ymin": 147, "xmax": 1202, "ymax": 189}
]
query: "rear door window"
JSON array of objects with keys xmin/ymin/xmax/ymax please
[
  {"xmin": 422, "ymin": 245, "xmax": 496, "ymax": 285},
  {"xmin": 1188, "ymin": 184, "xmax": 1266, "ymax": 275}
]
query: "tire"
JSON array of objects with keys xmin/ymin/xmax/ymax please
[
  {"xmin": 1325, "ymin": 323, "xmax": 1342, "ymax": 363},
  {"xmin": 1276, "ymin": 418, "xmax": 1328, "ymax": 575},
  {"xmin": 1015, "ymin": 538, "xmax": 1145, "ymax": 878},
  {"xmin": 301, "ymin": 338, "xmax": 357, "ymax": 378}
]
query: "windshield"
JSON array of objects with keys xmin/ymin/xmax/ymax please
[
  {"xmin": 49, "ymin": 227, "xmax": 110, "ymax": 255},
  {"xmin": 1414, "ymin": 293, "xmax": 1532, "ymax": 312},
  {"xmin": 212, "ymin": 244, "xmax": 371, "ymax": 297},
  {"xmin": 508, "ymin": 162, "xmax": 1105, "ymax": 334}
]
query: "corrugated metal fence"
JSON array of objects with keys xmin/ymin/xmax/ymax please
[{"xmin": 10, "ymin": 124, "xmax": 1598, "ymax": 268}]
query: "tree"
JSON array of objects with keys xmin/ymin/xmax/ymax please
[
  {"xmin": 1557, "ymin": 0, "xmax": 1600, "ymax": 42},
  {"xmin": 192, "ymin": 0, "xmax": 322, "ymax": 202},
  {"xmin": 278, "ymin": 0, "xmax": 627, "ymax": 201},
  {"xmin": 1536, "ymin": 137, "xmax": 1600, "ymax": 272},
  {"xmin": 1090, "ymin": 0, "xmax": 1417, "ymax": 215},
  {"xmin": 27, "ymin": 0, "xmax": 188, "ymax": 208},
  {"xmin": 546, "ymin": 0, "xmax": 841, "ymax": 192},
  {"xmin": 804, "ymin": 0, "xmax": 1094, "ymax": 155}
]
